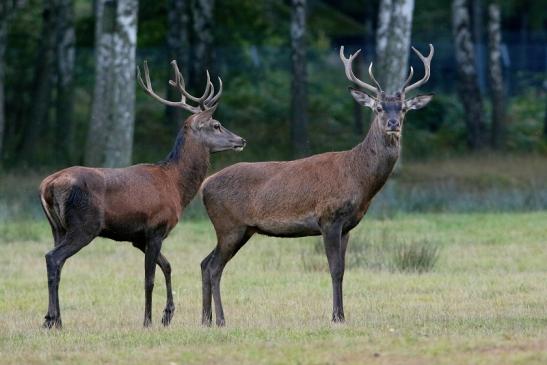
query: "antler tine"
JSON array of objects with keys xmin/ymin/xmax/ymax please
[
  {"xmin": 403, "ymin": 44, "xmax": 434, "ymax": 93},
  {"xmin": 201, "ymin": 78, "xmax": 215, "ymax": 109},
  {"xmin": 170, "ymin": 61, "xmax": 212, "ymax": 104},
  {"xmin": 339, "ymin": 46, "xmax": 379, "ymax": 94},
  {"xmin": 368, "ymin": 62, "xmax": 383, "ymax": 92},
  {"xmin": 401, "ymin": 66, "xmax": 414, "ymax": 91},
  {"xmin": 136, "ymin": 60, "xmax": 200, "ymax": 114},
  {"xmin": 168, "ymin": 61, "xmax": 186, "ymax": 102},
  {"xmin": 207, "ymin": 77, "xmax": 223, "ymax": 107}
]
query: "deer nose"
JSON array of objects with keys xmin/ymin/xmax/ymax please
[{"xmin": 387, "ymin": 119, "xmax": 399, "ymax": 130}]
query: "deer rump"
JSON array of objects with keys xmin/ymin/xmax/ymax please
[{"xmin": 40, "ymin": 165, "xmax": 180, "ymax": 243}]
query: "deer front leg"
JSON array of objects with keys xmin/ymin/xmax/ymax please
[
  {"xmin": 143, "ymin": 237, "xmax": 163, "ymax": 327},
  {"xmin": 322, "ymin": 225, "xmax": 345, "ymax": 322}
]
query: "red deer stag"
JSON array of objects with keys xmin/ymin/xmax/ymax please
[
  {"xmin": 200, "ymin": 45, "xmax": 434, "ymax": 326},
  {"xmin": 39, "ymin": 60, "xmax": 246, "ymax": 329}
]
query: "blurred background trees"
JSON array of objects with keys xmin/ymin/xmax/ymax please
[{"xmin": 0, "ymin": 0, "xmax": 545, "ymax": 170}]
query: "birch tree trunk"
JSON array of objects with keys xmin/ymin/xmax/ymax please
[
  {"xmin": 191, "ymin": 0, "xmax": 214, "ymax": 90},
  {"xmin": 487, "ymin": 3, "xmax": 505, "ymax": 148},
  {"xmin": 86, "ymin": 0, "xmax": 138, "ymax": 167},
  {"xmin": 375, "ymin": 0, "xmax": 414, "ymax": 173},
  {"xmin": 290, "ymin": 0, "xmax": 309, "ymax": 157},
  {"xmin": 54, "ymin": 0, "xmax": 75, "ymax": 162},
  {"xmin": 375, "ymin": 0, "xmax": 414, "ymax": 93},
  {"xmin": 452, "ymin": 0, "xmax": 486, "ymax": 149},
  {"xmin": 166, "ymin": 0, "xmax": 190, "ymax": 128}
]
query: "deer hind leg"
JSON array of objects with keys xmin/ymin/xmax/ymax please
[
  {"xmin": 200, "ymin": 250, "xmax": 215, "ymax": 326},
  {"xmin": 202, "ymin": 227, "xmax": 252, "ymax": 327},
  {"xmin": 43, "ymin": 230, "xmax": 94, "ymax": 329},
  {"xmin": 143, "ymin": 236, "xmax": 163, "ymax": 327},
  {"xmin": 322, "ymin": 225, "xmax": 346, "ymax": 323},
  {"xmin": 133, "ymin": 242, "xmax": 175, "ymax": 326}
]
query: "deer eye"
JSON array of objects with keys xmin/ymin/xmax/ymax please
[
  {"xmin": 213, "ymin": 123, "xmax": 221, "ymax": 130},
  {"xmin": 376, "ymin": 106, "xmax": 383, "ymax": 113}
]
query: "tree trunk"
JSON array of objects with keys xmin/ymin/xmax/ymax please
[
  {"xmin": 166, "ymin": 0, "xmax": 190, "ymax": 129},
  {"xmin": 452, "ymin": 0, "xmax": 486, "ymax": 149},
  {"xmin": 86, "ymin": 0, "xmax": 138, "ymax": 167},
  {"xmin": 375, "ymin": 0, "xmax": 414, "ymax": 173},
  {"xmin": 290, "ymin": 0, "xmax": 309, "ymax": 157},
  {"xmin": 0, "ymin": 20, "xmax": 6, "ymax": 162},
  {"xmin": 0, "ymin": 1, "xmax": 26, "ymax": 163},
  {"xmin": 21, "ymin": 0, "xmax": 57, "ymax": 161},
  {"xmin": 54, "ymin": 0, "xmax": 75, "ymax": 162},
  {"xmin": 375, "ymin": 0, "xmax": 414, "ymax": 94},
  {"xmin": 544, "ymin": 94, "xmax": 547, "ymax": 140},
  {"xmin": 487, "ymin": 3, "xmax": 505, "ymax": 148},
  {"xmin": 472, "ymin": 0, "xmax": 486, "ymax": 92},
  {"xmin": 191, "ymin": 0, "xmax": 214, "ymax": 91}
]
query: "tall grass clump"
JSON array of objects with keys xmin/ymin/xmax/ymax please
[
  {"xmin": 300, "ymin": 232, "xmax": 440, "ymax": 274},
  {"xmin": 391, "ymin": 240, "xmax": 439, "ymax": 273}
]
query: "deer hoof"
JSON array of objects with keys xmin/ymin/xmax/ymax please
[
  {"xmin": 332, "ymin": 314, "xmax": 345, "ymax": 323},
  {"xmin": 161, "ymin": 306, "xmax": 175, "ymax": 326},
  {"xmin": 43, "ymin": 315, "xmax": 62, "ymax": 329},
  {"xmin": 143, "ymin": 318, "xmax": 152, "ymax": 328}
]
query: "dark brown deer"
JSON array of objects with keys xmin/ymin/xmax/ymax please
[
  {"xmin": 39, "ymin": 60, "xmax": 246, "ymax": 329},
  {"xmin": 200, "ymin": 45, "xmax": 434, "ymax": 326}
]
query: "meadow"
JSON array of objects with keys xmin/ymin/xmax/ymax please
[
  {"xmin": 0, "ymin": 212, "xmax": 546, "ymax": 364},
  {"xmin": 1, "ymin": 156, "xmax": 546, "ymax": 364}
]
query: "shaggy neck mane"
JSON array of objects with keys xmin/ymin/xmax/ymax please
[
  {"xmin": 162, "ymin": 127, "xmax": 186, "ymax": 164},
  {"xmin": 350, "ymin": 114, "xmax": 401, "ymax": 199},
  {"xmin": 162, "ymin": 124, "xmax": 210, "ymax": 208}
]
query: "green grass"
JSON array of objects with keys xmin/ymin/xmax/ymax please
[{"xmin": 1, "ymin": 212, "xmax": 546, "ymax": 364}]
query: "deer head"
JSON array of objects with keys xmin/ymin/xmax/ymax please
[
  {"xmin": 340, "ymin": 44, "xmax": 434, "ymax": 139},
  {"xmin": 137, "ymin": 60, "xmax": 246, "ymax": 153}
]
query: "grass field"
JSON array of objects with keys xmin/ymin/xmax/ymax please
[{"xmin": 1, "ymin": 212, "xmax": 546, "ymax": 364}]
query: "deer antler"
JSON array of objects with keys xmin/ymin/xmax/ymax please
[
  {"xmin": 137, "ymin": 60, "xmax": 223, "ymax": 114},
  {"xmin": 339, "ymin": 46, "xmax": 381, "ymax": 94},
  {"xmin": 402, "ymin": 44, "xmax": 434, "ymax": 93}
]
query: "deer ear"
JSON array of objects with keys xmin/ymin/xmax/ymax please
[
  {"xmin": 405, "ymin": 93, "xmax": 434, "ymax": 110},
  {"xmin": 349, "ymin": 88, "xmax": 375, "ymax": 109},
  {"xmin": 192, "ymin": 105, "xmax": 217, "ymax": 127}
]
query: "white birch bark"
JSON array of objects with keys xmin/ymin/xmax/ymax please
[
  {"xmin": 375, "ymin": 0, "xmax": 414, "ymax": 93},
  {"xmin": 86, "ymin": 0, "xmax": 138, "ymax": 167}
]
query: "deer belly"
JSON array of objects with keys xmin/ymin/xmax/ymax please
[{"xmin": 255, "ymin": 215, "xmax": 321, "ymax": 238}]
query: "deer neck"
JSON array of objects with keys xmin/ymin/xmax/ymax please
[
  {"xmin": 351, "ymin": 115, "xmax": 401, "ymax": 196},
  {"xmin": 164, "ymin": 129, "xmax": 210, "ymax": 208}
]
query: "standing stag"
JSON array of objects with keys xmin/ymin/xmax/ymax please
[
  {"xmin": 200, "ymin": 45, "xmax": 434, "ymax": 326},
  {"xmin": 39, "ymin": 61, "xmax": 246, "ymax": 329}
]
